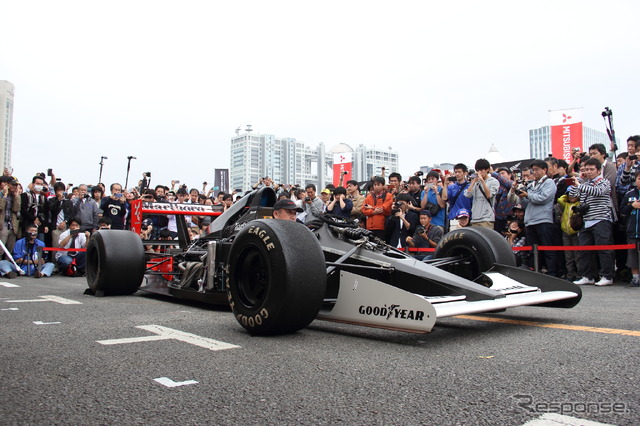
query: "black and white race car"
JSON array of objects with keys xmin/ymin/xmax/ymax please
[{"xmin": 86, "ymin": 187, "xmax": 581, "ymax": 335}]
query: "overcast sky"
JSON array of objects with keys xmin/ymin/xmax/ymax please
[{"xmin": 1, "ymin": 0, "xmax": 638, "ymax": 191}]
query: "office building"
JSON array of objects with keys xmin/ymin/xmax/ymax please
[
  {"xmin": 229, "ymin": 127, "xmax": 399, "ymax": 191},
  {"xmin": 0, "ymin": 81, "xmax": 15, "ymax": 170}
]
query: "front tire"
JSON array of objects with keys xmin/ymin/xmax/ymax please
[
  {"xmin": 86, "ymin": 230, "xmax": 145, "ymax": 295},
  {"xmin": 227, "ymin": 219, "xmax": 326, "ymax": 335},
  {"xmin": 434, "ymin": 227, "xmax": 516, "ymax": 281}
]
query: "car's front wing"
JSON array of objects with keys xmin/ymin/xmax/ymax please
[{"xmin": 317, "ymin": 270, "xmax": 580, "ymax": 334}]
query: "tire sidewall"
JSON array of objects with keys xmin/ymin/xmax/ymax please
[
  {"xmin": 226, "ymin": 219, "xmax": 325, "ymax": 335},
  {"xmin": 86, "ymin": 230, "xmax": 145, "ymax": 295},
  {"xmin": 435, "ymin": 227, "xmax": 516, "ymax": 273}
]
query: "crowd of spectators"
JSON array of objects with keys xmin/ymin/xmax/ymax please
[{"xmin": 2, "ymin": 135, "xmax": 640, "ymax": 288}]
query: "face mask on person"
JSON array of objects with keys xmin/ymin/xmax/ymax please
[
  {"xmin": 509, "ymin": 228, "xmax": 519, "ymax": 234},
  {"xmin": 33, "ymin": 185, "xmax": 43, "ymax": 192}
]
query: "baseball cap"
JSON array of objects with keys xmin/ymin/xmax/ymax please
[
  {"xmin": 512, "ymin": 204, "xmax": 524, "ymax": 211},
  {"xmin": 419, "ymin": 209, "xmax": 433, "ymax": 217},
  {"xmin": 456, "ymin": 209, "xmax": 470, "ymax": 218},
  {"xmin": 321, "ymin": 188, "xmax": 331, "ymax": 194},
  {"xmin": 273, "ymin": 199, "xmax": 303, "ymax": 212}
]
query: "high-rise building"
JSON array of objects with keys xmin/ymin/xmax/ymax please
[
  {"xmin": 229, "ymin": 128, "xmax": 399, "ymax": 191},
  {"xmin": 0, "ymin": 81, "xmax": 15, "ymax": 170},
  {"xmin": 529, "ymin": 125, "xmax": 617, "ymax": 160}
]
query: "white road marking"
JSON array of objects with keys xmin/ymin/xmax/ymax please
[
  {"xmin": 521, "ymin": 413, "xmax": 615, "ymax": 426},
  {"xmin": 5, "ymin": 295, "xmax": 82, "ymax": 305},
  {"xmin": 0, "ymin": 282, "xmax": 20, "ymax": 287},
  {"xmin": 96, "ymin": 324, "xmax": 240, "ymax": 351},
  {"xmin": 153, "ymin": 377, "xmax": 199, "ymax": 388},
  {"xmin": 1, "ymin": 307, "xmax": 19, "ymax": 311},
  {"xmin": 33, "ymin": 321, "xmax": 61, "ymax": 325}
]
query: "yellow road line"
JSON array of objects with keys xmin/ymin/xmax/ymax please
[{"xmin": 454, "ymin": 315, "xmax": 640, "ymax": 337}]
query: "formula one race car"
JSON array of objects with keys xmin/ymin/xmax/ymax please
[{"xmin": 86, "ymin": 187, "xmax": 581, "ymax": 335}]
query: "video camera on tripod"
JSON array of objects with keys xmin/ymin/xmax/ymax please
[{"xmin": 602, "ymin": 107, "xmax": 617, "ymax": 154}]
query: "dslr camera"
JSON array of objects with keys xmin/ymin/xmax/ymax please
[
  {"xmin": 572, "ymin": 204, "xmax": 590, "ymax": 215},
  {"xmin": 391, "ymin": 202, "xmax": 402, "ymax": 215}
]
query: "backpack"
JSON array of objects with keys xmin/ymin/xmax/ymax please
[{"xmin": 64, "ymin": 257, "xmax": 78, "ymax": 277}]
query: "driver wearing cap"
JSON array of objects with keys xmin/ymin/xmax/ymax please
[{"xmin": 272, "ymin": 199, "xmax": 303, "ymax": 221}]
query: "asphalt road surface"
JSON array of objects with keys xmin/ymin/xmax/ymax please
[{"xmin": 1, "ymin": 275, "xmax": 637, "ymax": 425}]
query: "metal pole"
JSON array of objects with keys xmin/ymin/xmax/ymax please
[
  {"xmin": 125, "ymin": 156, "xmax": 136, "ymax": 190},
  {"xmin": 98, "ymin": 156, "xmax": 107, "ymax": 184}
]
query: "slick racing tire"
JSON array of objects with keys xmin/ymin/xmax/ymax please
[
  {"xmin": 433, "ymin": 226, "xmax": 516, "ymax": 281},
  {"xmin": 227, "ymin": 219, "xmax": 326, "ymax": 335},
  {"xmin": 86, "ymin": 230, "xmax": 145, "ymax": 295}
]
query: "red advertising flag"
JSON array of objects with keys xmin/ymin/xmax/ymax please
[
  {"xmin": 550, "ymin": 108, "xmax": 583, "ymax": 162},
  {"xmin": 333, "ymin": 152, "xmax": 353, "ymax": 187}
]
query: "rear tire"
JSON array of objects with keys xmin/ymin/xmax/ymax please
[
  {"xmin": 434, "ymin": 227, "xmax": 516, "ymax": 281},
  {"xmin": 86, "ymin": 230, "xmax": 145, "ymax": 295},
  {"xmin": 227, "ymin": 219, "xmax": 326, "ymax": 335}
]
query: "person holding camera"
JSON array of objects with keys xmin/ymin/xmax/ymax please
[
  {"xmin": 406, "ymin": 209, "xmax": 444, "ymax": 260},
  {"xmin": 517, "ymin": 160, "xmax": 558, "ymax": 276},
  {"xmin": 568, "ymin": 157, "xmax": 615, "ymax": 286},
  {"xmin": 46, "ymin": 181, "xmax": 72, "ymax": 249},
  {"xmin": 0, "ymin": 177, "xmax": 22, "ymax": 254},
  {"xmin": 302, "ymin": 184, "xmax": 325, "ymax": 223},
  {"xmin": 386, "ymin": 193, "xmax": 418, "ymax": 248},
  {"xmin": 443, "ymin": 163, "xmax": 472, "ymax": 225},
  {"xmin": 556, "ymin": 189, "xmax": 580, "ymax": 281},
  {"xmin": 12, "ymin": 223, "xmax": 55, "ymax": 277},
  {"xmin": 620, "ymin": 170, "xmax": 640, "ymax": 287},
  {"xmin": 71, "ymin": 184, "xmax": 100, "ymax": 233},
  {"xmin": 99, "ymin": 183, "xmax": 127, "ymax": 230},
  {"xmin": 491, "ymin": 167, "xmax": 517, "ymax": 233},
  {"xmin": 388, "ymin": 172, "xmax": 402, "ymax": 196},
  {"xmin": 420, "ymin": 171, "xmax": 446, "ymax": 228},
  {"xmin": 588, "ymin": 143, "xmax": 619, "ymax": 218},
  {"xmin": 464, "ymin": 159, "xmax": 499, "ymax": 229},
  {"xmin": 57, "ymin": 217, "xmax": 89, "ymax": 276},
  {"xmin": 21, "ymin": 175, "xmax": 50, "ymax": 241},
  {"xmin": 362, "ymin": 176, "xmax": 393, "ymax": 240},
  {"xmin": 616, "ymin": 136, "xmax": 640, "ymax": 198},
  {"xmin": 326, "ymin": 186, "xmax": 353, "ymax": 219},
  {"xmin": 252, "ymin": 176, "xmax": 284, "ymax": 198}
]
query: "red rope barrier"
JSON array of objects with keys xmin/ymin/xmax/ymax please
[{"xmin": 406, "ymin": 243, "xmax": 636, "ymax": 253}]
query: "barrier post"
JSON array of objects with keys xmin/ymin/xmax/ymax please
[{"xmin": 532, "ymin": 244, "xmax": 539, "ymax": 272}]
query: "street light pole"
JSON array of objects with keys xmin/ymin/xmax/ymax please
[
  {"xmin": 98, "ymin": 156, "xmax": 108, "ymax": 184},
  {"xmin": 125, "ymin": 156, "xmax": 136, "ymax": 190}
]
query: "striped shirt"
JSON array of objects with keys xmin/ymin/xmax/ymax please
[{"xmin": 568, "ymin": 177, "xmax": 612, "ymax": 223}]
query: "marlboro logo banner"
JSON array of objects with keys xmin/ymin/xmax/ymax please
[
  {"xmin": 333, "ymin": 152, "xmax": 353, "ymax": 187},
  {"xmin": 550, "ymin": 108, "xmax": 583, "ymax": 162}
]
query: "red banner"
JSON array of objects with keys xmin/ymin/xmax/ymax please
[
  {"xmin": 550, "ymin": 108, "xmax": 583, "ymax": 162},
  {"xmin": 333, "ymin": 152, "xmax": 353, "ymax": 187}
]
